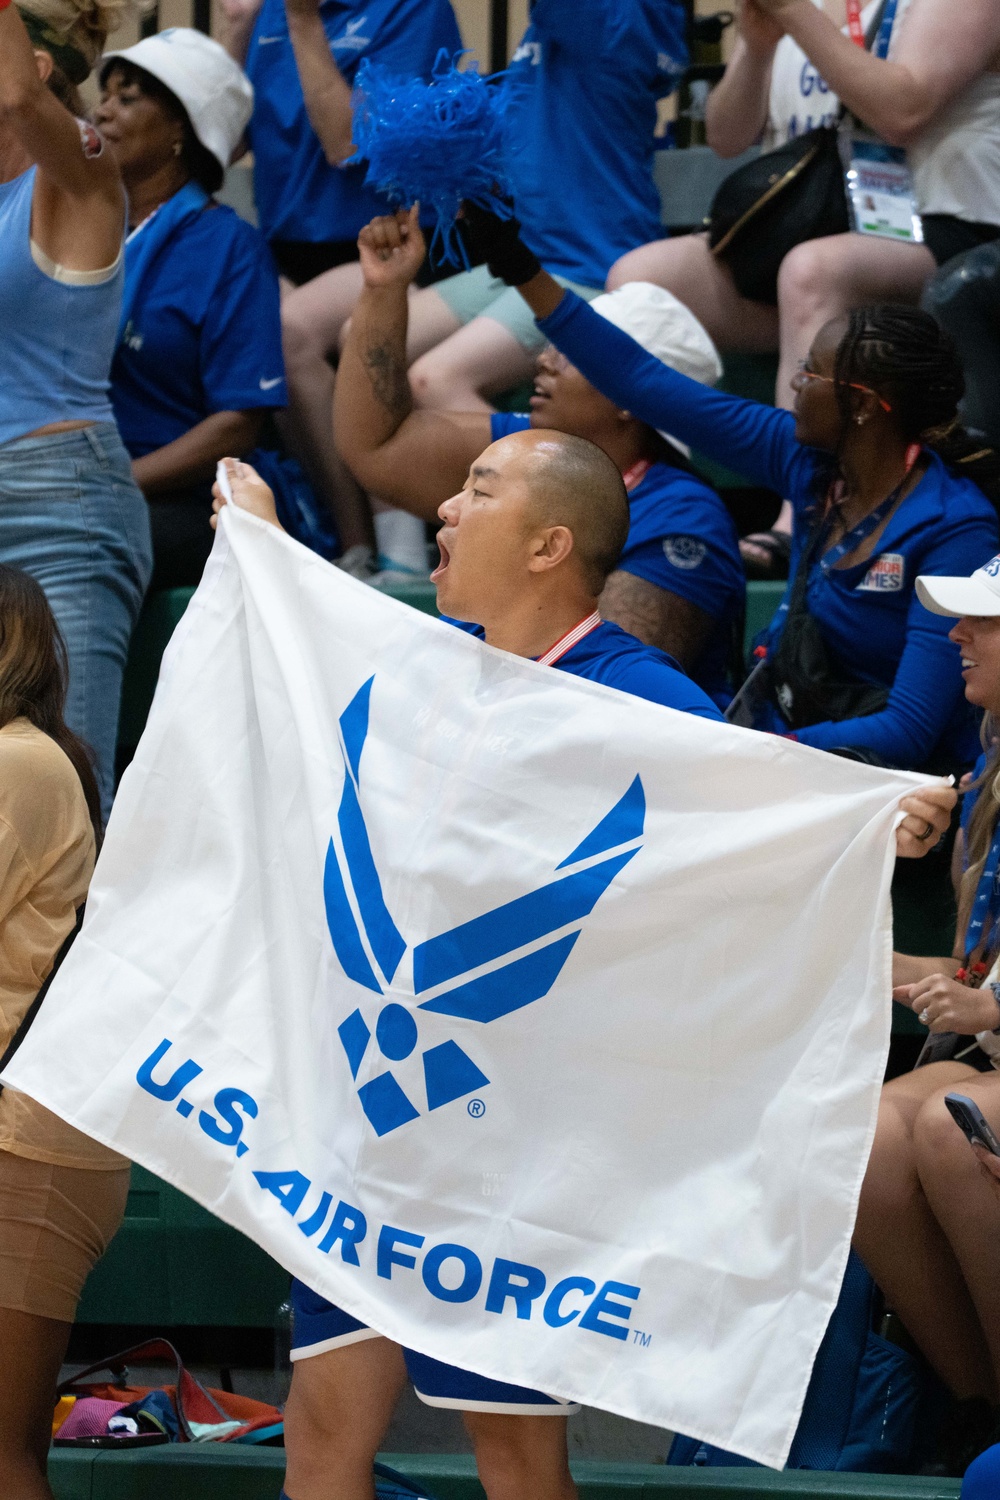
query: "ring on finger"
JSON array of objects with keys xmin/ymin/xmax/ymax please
[
  {"xmin": 916, "ymin": 820, "xmax": 936, "ymax": 842},
  {"xmin": 919, "ymin": 1008, "xmax": 931, "ymax": 1025}
]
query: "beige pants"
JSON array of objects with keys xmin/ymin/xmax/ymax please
[{"xmin": 0, "ymin": 1149, "xmax": 130, "ymax": 1322}]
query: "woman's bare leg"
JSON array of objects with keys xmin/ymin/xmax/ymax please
[
  {"xmin": 407, "ymin": 314, "xmax": 537, "ymax": 413},
  {"xmin": 914, "ymin": 1072, "xmax": 1000, "ymax": 1397},
  {"xmin": 0, "ymin": 1307, "xmax": 72, "ymax": 1499},
  {"xmin": 279, "ymin": 265, "xmax": 374, "ymax": 553},
  {"xmin": 605, "ymin": 234, "xmax": 779, "ymax": 353},
  {"xmin": 854, "ymin": 1061, "xmax": 996, "ymax": 1398},
  {"xmin": 775, "ymin": 233, "xmax": 937, "ymax": 409}
]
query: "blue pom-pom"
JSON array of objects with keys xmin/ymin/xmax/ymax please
[{"xmin": 351, "ymin": 50, "xmax": 512, "ymax": 267}]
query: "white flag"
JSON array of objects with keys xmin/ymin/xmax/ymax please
[{"xmin": 4, "ymin": 507, "xmax": 927, "ymax": 1467}]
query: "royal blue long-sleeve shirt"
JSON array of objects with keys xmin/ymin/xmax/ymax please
[{"xmin": 537, "ymin": 292, "xmax": 999, "ymax": 771}]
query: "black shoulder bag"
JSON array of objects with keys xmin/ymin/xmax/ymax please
[
  {"xmin": 0, "ymin": 905, "xmax": 84, "ymax": 1096},
  {"xmin": 705, "ymin": 0, "xmax": 889, "ymax": 306},
  {"xmin": 767, "ymin": 522, "xmax": 890, "ymax": 730}
]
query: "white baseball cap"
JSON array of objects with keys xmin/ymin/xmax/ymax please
[
  {"xmin": 587, "ymin": 282, "xmax": 722, "ymax": 454},
  {"xmin": 916, "ymin": 555, "xmax": 1000, "ymax": 617},
  {"xmin": 101, "ymin": 29, "xmax": 253, "ymax": 172}
]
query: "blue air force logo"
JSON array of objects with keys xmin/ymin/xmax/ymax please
[{"xmin": 325, "ymin": 678, "xmax": 645, "ymax": 1137}]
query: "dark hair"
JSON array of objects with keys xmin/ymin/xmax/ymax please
[
  {"xmin": 0, "ymin": 566, "xmax": 102, "ymax": 843},
  {"xmin": 103, "ymin": 59, "xmax": 224, "ymax": 195},
  {"xmin": 833, "ymin": 304, "xmax": 1000, "ymax": 510}
]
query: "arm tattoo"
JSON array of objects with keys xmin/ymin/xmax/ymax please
[
  {"xmin": 600, "ymin": 569, "xmax": 714, "ymax": 671},
  {"xmin": 362, "ymin": 339, "xmax": 412, "ymax": 422}
]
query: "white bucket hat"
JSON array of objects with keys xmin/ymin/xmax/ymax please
[
  {"xmin": 101, "ymin": 29, "xmax": 254, "ymax": 172},
  {"xmin": 917, "ymin": 555, "xmax": 1000, "ymax": 618},
  {"xmin": 586, "ymin": 282, "xmax": 723, "ymax": 454}
]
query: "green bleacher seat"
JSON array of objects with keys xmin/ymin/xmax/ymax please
[
  {"xmin": 76, "ymin": 1164, "xmax": 288, "ymax": 1327},
  {"xmin": 118, "ymin": 580, "xmax": 788, "ymax": 728},
  {"xmin": 48, "ymin": 1448, "xmax": 963, "ymax": 1500},
  {"xmin": 385, "ymin": 578, "xmax": 790, "ymax": 659},
  {"xmin": 117, "ymin": 588, "xmax": 196, "ymax": 751},
  {"xmin": 744, "ymin": 580, "xmax": 785, "ymax": 654}
]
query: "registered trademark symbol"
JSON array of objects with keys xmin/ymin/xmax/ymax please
[{"xmin": 467, "ymin": 1098, "xmax": 486, "ymax": 1118}]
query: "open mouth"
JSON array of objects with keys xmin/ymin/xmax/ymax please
[
  {"xmin": 962, "ymin": 658, "xmax": 978, "ymax": 670},
  {"xmin": 430, "ymin": 532, "xmax": 451, "ymax": 583}
]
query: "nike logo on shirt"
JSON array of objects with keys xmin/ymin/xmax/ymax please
[
  {"xmin": 259, "ymin": 377, "xmax": 284, "ymax": 390},
  {"xmin": 256, "ymin": 35, "xmax": 284, "ymax": 43}
]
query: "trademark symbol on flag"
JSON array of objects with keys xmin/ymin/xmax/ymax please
[{"xmin": 467, "ymin": 1098, "xmax": 486, "ymax": 1118}]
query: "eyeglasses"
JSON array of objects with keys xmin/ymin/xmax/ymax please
[{"xmin": 796, "ymin": 362, "xmax": 893, "ymax": 413}]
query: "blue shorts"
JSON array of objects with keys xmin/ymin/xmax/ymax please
[{"xmin": 289, "ymin": 1279, "xmax": 578, "ymax": 1415}]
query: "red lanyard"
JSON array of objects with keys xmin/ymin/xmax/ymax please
[
  {"xmin": 845, "ymin": 0, "xmax": 865, "ymax": 47},
  {"xmin": 621, "ymin": 459, "xmax": 652, "ymax": 493},
  {"xmin": 537, "ymin": 612, "xmax": 602, "ymax": 667}
]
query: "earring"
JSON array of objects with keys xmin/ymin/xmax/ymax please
[
  {"xmin": 173, "ymin": 141, "xmax": 182, "ymax": 157},
  {"xmin": 855, "ymin": 414, "xmax": 864, "ymax": 425}
]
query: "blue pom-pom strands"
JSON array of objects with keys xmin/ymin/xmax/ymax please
[{"xmin": 351, "ymin": 50, "xmax": 512, "ymax": 268}]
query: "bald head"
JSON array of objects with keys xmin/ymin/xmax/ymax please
[{"xmin": 499, "ymin": 429, "xmax": 630, "ymax": 592}]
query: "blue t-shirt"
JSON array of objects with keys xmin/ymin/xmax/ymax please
[
  {"xmin": 538, "ymin": 291, "xmax": 1000, "ymax": 772},
  {"xmin": 111, "ymin": 202, "xmax": 285, "ymax": 457},
  {"xmin": 445, "ymin": 616, "xmax": 723, "ymax": 720},
  {"xmin": 503, "ymin": 0, "xmax": 687, "ymax": 287},
  {"xmin": 491, "ymin": 413, "xmax": 744, "ymax": 705},
  {"xmin": 246, "ymin": 0, "xmax": 462, "ymax": 245}
]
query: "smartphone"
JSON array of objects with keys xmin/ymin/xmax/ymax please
[
  {"xmin": 944, "ymin": 1093, "xmax": 1000, "ymax": 1157},
  {"xmin": 215, "ymin": 459, "xmax": 234, "ymax": 505},
  {"xmin": 53, "ymin": 1432, "xmax": 169, "ymax": 1448}
]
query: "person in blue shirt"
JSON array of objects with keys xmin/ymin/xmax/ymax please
[
  {"xmin": 238, "ymin": 0, "xmax": 685, "ymax": 579},
  {"xmin": 854, "ymin": 557, "xmax": 1000, "ymax": 1474},
  {"xmin": 0, "ymin": 0, "xmax": 152, "ymax": 824},
  {"xmin": 218, "ymin": 0, "xmax": 461, "ymax": 575},
  {"xmin": 208, "ymin": 425, "xmax": 718, "ymax": 1500},
  {"xmin": 95, "ymin": 32, "xmax": 322, "ymax": 588},
  {"xmin": 210, "ymin": 429, "xmax": 955, "ymax": 1500},
  {"xmin": 334, "ymin": 208, "xmax": 746, "ymax": 707},
  {"xmin": 456, "ymin": 205, "xmax": 1000, "ymax": 772},
  {"xmin": 403, "ymin": 0, "xmax": 689, "ymax": 412},
  {"xmin": 226, "ymin": 0, "xmax": 461, "ymax": 280}
]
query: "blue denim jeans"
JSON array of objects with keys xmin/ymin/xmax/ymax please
[{"xmin": 0, "ymin": 424, "xmax": 152, "ymax": 820}]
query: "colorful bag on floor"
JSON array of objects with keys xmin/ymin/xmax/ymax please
[{"xmin": 54, "ymin": 1337, "xmax": 283, "ymax": 1446}]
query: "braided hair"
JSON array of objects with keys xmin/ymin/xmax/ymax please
[{"xmin": 832, "ymin": 304, "xmax": 1000, "ymax": 510}]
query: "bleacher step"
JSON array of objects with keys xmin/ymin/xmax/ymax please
[{"xmin": 48, "ymin": 1447, "xmax": 962, "ymax": 1500}]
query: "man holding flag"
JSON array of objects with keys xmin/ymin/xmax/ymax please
[{"xmin": 212, "ymin": 437, "xmax": 953, "ymax": 1500}]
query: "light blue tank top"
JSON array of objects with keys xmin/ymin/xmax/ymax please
[{"xmin": 0, "ymin": 167, "xmax": 124, "ymax": 447}]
